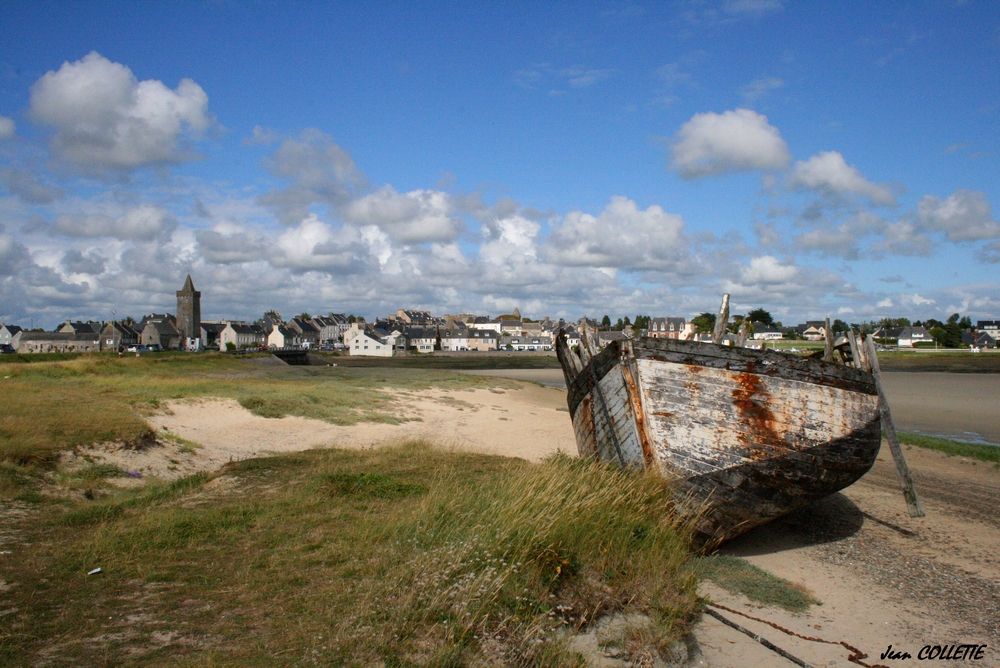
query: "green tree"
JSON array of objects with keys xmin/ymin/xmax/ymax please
[
  {"xmin": 832, "ymin": 319, "xmax": 849, "ymax": 333},
  {"xmin": 691, "ymin": 312, "xmax": 715, "ymax": 333},
  {"xmin": 298, "ymin": 312, "xmax": 312, "ymax": 321},
  {"xmin": 633, "ymin": 315, "xmax": 651, "ymax": 330},
  {"xmin": 746, "ymin": 308, "xmax": 773, "ymax": 326},
  {"xmin": 601, "ymin": 315, "xmax": 611, "ymax": 328}
]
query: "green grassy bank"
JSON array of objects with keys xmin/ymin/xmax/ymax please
[
  {"xmin": 0, "ymin": 352, "xmax": 511, "ymax": 473},
  {"xmin": 0, "ymin": 442, "xmax": 700, "ymax": 666}
]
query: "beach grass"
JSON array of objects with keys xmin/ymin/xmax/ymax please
[
  {"xmin": 0, "ymin": 352, "xmax": 512, "ymax": 477},
  {"xmin": 0, "ymin": 441, "xmax": 700, "ymax": 666},
  {"xmin": 896, "ymin": 432, "xmax": 1000, "ymax": 464},
  {"xmin": 696, "ymin": 555, "xmax": 821, "ymax": 613}
]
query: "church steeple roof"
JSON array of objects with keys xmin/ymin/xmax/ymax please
[{"xmin": 181, "ymin": 274, "xmax": 195, "ymax": 292}]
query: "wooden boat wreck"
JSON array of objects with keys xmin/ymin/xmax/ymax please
[{"xmin": 555, "ymin": 306, "xmax": 886, "ymax": 548}]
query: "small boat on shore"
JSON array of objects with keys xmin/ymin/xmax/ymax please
[{"xmin": 555, "ymin": 317, "xmax": 883, "ymax": 548}]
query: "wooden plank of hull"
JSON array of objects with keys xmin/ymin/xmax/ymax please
[
  {"xmin": 558, "ymin": 334, "xmax": 882, "ymax": 547},
  {"xmin": 635, "ymin": 358, "xmax": 880, "ymax": 478},
  {"xmin": 570, "ymin": 362, "xmax": 646, "ymax": 469},
  {"xmin": 682, "ymin": 420, "xmax": 880, "ymax": 547}
]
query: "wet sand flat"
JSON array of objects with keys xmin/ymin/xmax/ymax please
[
  {"xmin": 878, "ymin": 371, "xmax": 1000, "ymax": 444},
  {"xmin": 462, "ymin": 368, "xmax": 1000, "ymax": 445}
]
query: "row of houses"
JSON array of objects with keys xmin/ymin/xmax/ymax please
[{"xmin": 0, "ymin": 312, "xmax": 354, "ymax": 354}]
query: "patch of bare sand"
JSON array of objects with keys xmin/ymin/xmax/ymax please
[
  {"xmin": 694, "ymin": 447, "xmax": 1000, "ymax": 667},
  {"xmin": 73, "ymin": 383, "xmax": 576, "ymax": 481}
]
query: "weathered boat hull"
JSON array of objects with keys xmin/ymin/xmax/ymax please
[{"xmin": 557, "ymin": 335, "xmax": 881, "ymax": 547}]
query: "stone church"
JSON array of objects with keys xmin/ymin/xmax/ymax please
[{"xmin": 176, "ymin": 275, "xmax": 201, "ymax": 342}]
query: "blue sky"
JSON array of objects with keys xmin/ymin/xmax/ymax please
[{"xmin": 1, "ymin": 1, "xmax": 998, "ymax": 327}]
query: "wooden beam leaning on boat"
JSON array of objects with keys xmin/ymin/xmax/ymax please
[{"xmin": 861, "ymin": 335, "xmax": 926, "ymax": 518}]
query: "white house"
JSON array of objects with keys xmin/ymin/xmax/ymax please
[
  {"xmin": 220, "ymin": 322, "xmax": 265, "ymax": 350},
  {"xmin": 268, "ymin": 324, "xmax": 302, "ymax": 348},
  {"xmin": 752, "ymin": 325, "xmax": 783, "ymax": 340},
  {"xmin": 896, "ymin": 326, "xmax": 932, "ymax": 347},
  {"xmin": 349, "ymin": 331, "xmax": 393, "ymax": 356}
]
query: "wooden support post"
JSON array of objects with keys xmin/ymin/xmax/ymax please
[
  {"xmin": 736, "ymin": 318, "xmax": 750, "ymax": 347},
  {"xmin": 713, "ymin": 294, "xmax": 730, "ymax": 345},
  {"xmin": 864, "ymin": 336, "xmax": 925, "ymax": 518},
  {"xmin": 577, "ymin": 321, "xmax": 593, "ymax": 365},
  {"xmin": 823, "ymin": 317, "xmax": 835, "ymax": 363},
  {"xmin": 847, "ymin": 330, "xmax": 861, "ymax": 368}
]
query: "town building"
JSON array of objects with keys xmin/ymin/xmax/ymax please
[
  {"xmin": 288, "ymin": 317, "xmax": 321, "ymax": 347},
  {"xmin": 406, "ymin": 326, "xmax": 439, "ymax": 352},
  {"xmin": 466, "ymin": 329, "xmax": 499, "ymax": 351},
  {"xmin": 17, "ymin": 331, "xmax": 102, "ymax": 353},
  {"xmin": 267, "ymin": 324, "xmax": 302, "ymax": 348},
  {"xmin": 100, "ymin": 321, "xmax": 139, "ymax": 350},
  {"xmin": 500, "ymin": 336, "xmax": 551, "ymax": 351},
  {"xmin": 140, "ymin": 315, "xmax": 181, "ymax": 350},
  {"xmin": 647, "ymin": 317, "xmax": 686, "ymax": 339},
  {"xmin": 349, "ymin": 330, "xmax": 394, "ymax": 356},
  {"xmin": 751, "ymin": 323, "xmax": 783, "ymax": 340},
  {"xmin": 176, "ymin": 275, "xmax": 201, "ymax": 342},
  {"xmin": 0, "ymin": 324, "xmax": 23, "ymax": 347},
  {"xmin": 219, "ymin": 322, "xmax": 265, "ymax": 350}
]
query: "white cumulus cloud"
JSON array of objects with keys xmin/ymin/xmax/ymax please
[
  {"xmin": 788, "ymin": 151, "xmax": 896, "ymax": 206},
  {"xmin": 916, "ymin": 189, "xmax": 1000, "ymax": 242},
  {"xmin": 671, "ymin": 108, "xmax": 790, "ymax": 178},
  {"xmin": 272, "ymin": 214, "xmax": 368, "ymax": 273},
  {"xmin": 29, "ymin": 52, "xmax": 211, "ymax": 175},
  {"xmin": 344, "ymin": 187, "xmax": 463, "ymax": 243},
  {"xmin": 546, "ymin": 196, "xmax": 689, "ymax": 270}
]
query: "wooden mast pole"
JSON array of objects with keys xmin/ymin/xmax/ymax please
[{"xmin": 863, "ymin": 336, "xmax": 925, "ymax": 517}]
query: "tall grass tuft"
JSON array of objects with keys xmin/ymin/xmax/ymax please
[{"xmin": 335, "ymin": 449, "xmax": 699, "ymax": 665}]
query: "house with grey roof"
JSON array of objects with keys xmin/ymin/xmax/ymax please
[
  {"xmin": 17, "ymin": 331, "xmax": 103, "ymax": 353},
  {"xmin": 267, "ymin": 324, "xmax": 301, "ymax": 348},
  {"xmin": 199, "ymin": 322, "xmax": 227, "ymax": 349},
  {"xmin": 100, "ymin": 321, "xmax": 139, "ymax": 349},
  {"xmin": 500, "ymin": 336, "xmax": 551, "ymax": 351},
  {"xmin": 647, "ymin": 317, "xmax": 686, "ymax": 339},
  {"xmin": 140, "ymin": 317, "xmax": 181, "ymax": 350},
  {"xmin": 59, "ymin": 320, "xmax": 101, "ymax": 335},
  {"xmin": 0, "ymin": 324, "xmax": 22, "ymax": 347},
  {"xmin": 220, "ymin": 322, "xmax": 265, "ymax": 350},
  {"xmin": 467, "ymin": 329, "xmax": 498, "ymax": 351},
  {"xmin": 288, "ymin": 317, "xmax": 321, "ymax": 347},
  {"xmin": 405, "ymin": 326, "xmax": 439, "ymax": 352},
  {"xmin": 313, "ymin": 313, "xmax": 349, "ymax": 344},
  {"xmin": 962, "ymin": 331, "xmax": 996, "ymax": 349},
  {"xmin": 896, "ymin": 326, "xmax": 931, "ymax": 347},
  {"xmin": 751, "ymin": 323, "xmax": 783, "ymax": 340}
]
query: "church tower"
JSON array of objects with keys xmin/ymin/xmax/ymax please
[{"xmin": 176, "ymin": 274, "xmax": 201, "ymax": 341}]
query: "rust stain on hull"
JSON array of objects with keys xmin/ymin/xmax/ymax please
[{"xmin": 731, "ymin": 371, "xmax": 788, "ymax": 458}]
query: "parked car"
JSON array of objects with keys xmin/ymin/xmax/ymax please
[{"xmin": 0, "ymin": 343, "xmax": 15, "ymax": 354}]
